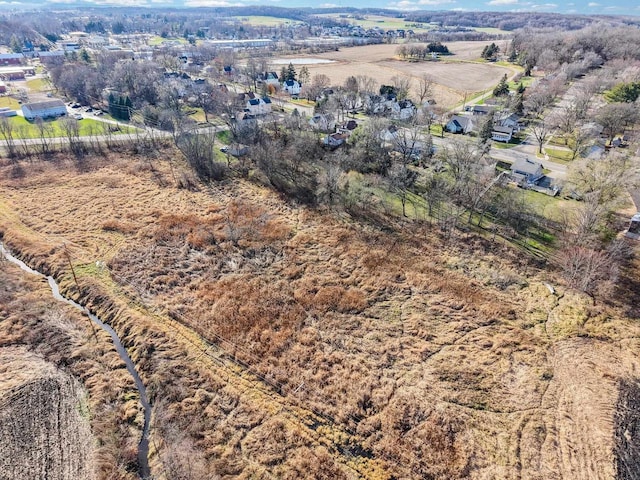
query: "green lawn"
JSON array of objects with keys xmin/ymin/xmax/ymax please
[
  {"xmin": 26, "ymin": 78, "xmax": 52, "ymax": 92},
  {"xmin": 521, "ymin": 189, "xmax": 573, "ymax": 222},
  {"xmin": 5, "ymin": 116, "xmax": 135, "ymax": 139},
  {"xmin": 540, "ymin": 147, "xmax": 574, "ymax": 164},
  {"xmin": 0, "ymin": 97, "xmax": 21, "ymax": 110},
  {"xmin": 288, "ymin": 98, "xmax": 315, "ymax": 107},
  {"xmin": 508, "ymin": 76, "xmax": 534, "ymax": 90},
  {"xmin": 314, "ymin": 13, "xmax": 433, "ymax": 33},
  {"xmin": 187, "ymin": 107, "xmax": 207, "ymax": 123},
  {"xmin": 430, "ymin": 124, "xmax": 444, "ymax": 137},
  {"xmin": 148, "ymin": 35, "xmax": 188, "ymax": 46}
]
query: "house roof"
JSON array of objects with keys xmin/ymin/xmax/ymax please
[
  {"xmin": 498, "ymin": 112, "xmax": 520, "ymax": 122},
  {"xmin": 449, "ymin": 115, "xmax": 472, "ymax": 129},
  {"xmin": 284, "ymin": 79, "xmax": 298, "ymax": 86},
  {"xmin": 248, "ymin": 98, "xmax": 260, "ymax": 105},
  {"xmin": 23, "ymin": 99, "xmax": 65, "ymax": 110},
  {"xmin": 511, "ymin": 158, "xmax": 542, "ymax": 175},
  {"xmin": 492, "ymin": 126, "xmax": 513, "ymax": 135},
  {"xmin": 471, "ymin": 105, "xmax": 494, "ymax": 114}
]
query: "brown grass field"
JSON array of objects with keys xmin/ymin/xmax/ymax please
[
  {"xmin": 279, "ymin": 42, "xmax": 516, "ymax": 107},
  {"xmin": 1, "ymin": 152, "xmax": 640, "ymax": 479}
]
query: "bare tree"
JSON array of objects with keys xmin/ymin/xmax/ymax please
[
  {"xmin": 568, "ymin": 127, "xmax": 592, "ymax": 161},
  {"xmin": 595, "ymin": 102, "xmax": 636, "ymax": 145},
  {"xmin": 391, "ymin": 75, "xmax": 412, "ymax": 101},
  {"xmin": 391, "ymin": 123, "xmax": 422, "ymax": 165},
  {"xmin": 568, "ymin": 151, "xmax": 638, "ymax": 207},
  {"xmin": 356, "ymin": 75, "xmax": 378, "ymax": 97},
  {"xmin": 177, "ymin": 131, "xmax": 226, "ymax": 181},
  {"xmin": 422, "ymin": 170, "xmax": 449, "ymax": 219},
  {"xmin": 550, "ymin": 105, "xmax": 577, "ymax": 145},
  {"xmin": 60, "ymin": 117, "xmax": 84, "ymax": 159},
  {"xmin": 416, "ymin": 74, "xmax": 434, "ymax": 106},
  {"xmin": 553, "ymin": 240, "xmax": 628, "ymax": 298},
  {"xmin": 35, "ymin": 117, "xmax": 54, "ymax": 155},
  {"xmin": 0, "ymin": 117, "xmax": 17, "ymax": 159},
  {"xmin": 317, "ymin": 159, "xmax": 344, "ymax": 206},
  {"xmin": 529, "ymin": 119, "xmax": 550, "ymax": 154},
  {"xmin": 387, "ymin": 162, "xmax": 418, "ymax": 217}
]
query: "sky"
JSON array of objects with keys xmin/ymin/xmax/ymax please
[{"xmin": 1, "ymin": 0, "xmax": 639, "ymax": 15}]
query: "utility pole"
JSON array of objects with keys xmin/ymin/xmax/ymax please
[
  {"xmin": 63, "ymin": 243, "xmax": 79, "ymax": 289},
  {"xmin": 63, "ymin": 243, "xmax": 98, "ymax": 343}
]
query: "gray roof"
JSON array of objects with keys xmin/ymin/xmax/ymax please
[
  {"xmin": 23, "ymin": 99, "xmax": 65, "ymax": 110},
  {"xmin": 471, "ymin": 105, "xmax": 494, "ymax": 113},
  {"xmin": 511, "ymin": 158, "xmax": 542, "ymax": 175},
  {"xmin": 450, "ymin": 115, "xmax": 472, "ymax": 129},
  {"xmin": 492, "ymin": 126, "xmax": 513, "ymax": 135}
]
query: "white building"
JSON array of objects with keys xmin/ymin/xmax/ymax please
[
  {"xmin": 283, "ymin": 79, "xmax": 301, "ymax": 96},
  {"xmin": 246, "ymin": 97, "xmax": 272, "ymax": 115},
  {"xmin": 22, "ymin": 99, "xmax": 67, "ymax": 120}
]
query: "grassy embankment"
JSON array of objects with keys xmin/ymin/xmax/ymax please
[{"xmin": 1, "ymin": 150, "xmax": 639, "ymax": 479}]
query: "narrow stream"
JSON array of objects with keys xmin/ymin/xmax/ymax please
[{"xmin": 1, "ymin": 243, "xmax": 151, "ymax": 479}]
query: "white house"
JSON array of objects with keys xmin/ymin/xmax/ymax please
[
  {"xmin": 21, "ymin": 99, "xmax": 67, "ymax": 120},
  {"xmin": 497, "ymin": 112, "xmax": 522, "ymax": 130},
  {"xmin": 491, "ymin": 125, "xmax": 513, "ymax": 142},
  {"xmin": 246, "ymin": 97, "xmax": 272, "ymax": 116},
  {"xmin": 391, "ymin": 99, "xmax": 417, "ymax": 121},
  {"xmin": 259, "ymin": 71, "xmax": 279, "ymax": 86},
  {"xmin": 309, "ymin": 113, "xmax": 336, "ymax": 132},
  {"xmin": 283, "ymin": 79, "xmax": 301, "ymax": 96}
]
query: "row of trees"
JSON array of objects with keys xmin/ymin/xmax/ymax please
[{"xmin": 396, "ymin": 42, "xmax": 450, "ymax": 61}]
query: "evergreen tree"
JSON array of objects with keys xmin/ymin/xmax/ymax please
[
  {"xmin": 493, "ymin": 74, "xmax": 509, "ymax": 97},
  {"xmin": 479, "ymin": 115, "xmax": 494, "ymax": 144},
  {"xmin": 123, "ymin": 96, "xmax": 132, "ymax": 121},
  {"xmin": 80, "ymin": 49, "xmax": 91, "ymax": 63},
  {"xmin": 108, "ymin": 92, "xmax": 117, "ymax": 117},
  {"xmin": 9, "ymin": 35, "xmax": 22, "ymax": 53},
  {"xmin": 280, "ymin": 66, "xmax": 287, "ymax": 83},
  {"xmin": 481, "ymin": 42, "xmax": 499, "ymax": 60},
  {"xmin": 286, "ymin": 62, "xmax": 296, "ymax": 82},
  {"xmin": 517, "ymin": 82, "xmax": 525, "ymax": 94},
  {"xmin": 513, "ymin": 93, "xmax": 524, "ymax": 115}
]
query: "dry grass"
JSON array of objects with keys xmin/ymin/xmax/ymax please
[
  {"xmin": 1, "ymin": 152, "xmax": 639, "ymax": 479},
  {"xmin": 0, "ymin": 261, "xmax": 139, "ymax": 480}
]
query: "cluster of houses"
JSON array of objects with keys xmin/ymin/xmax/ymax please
[
  {"xmin": 307, "ymin": 112, "xmax": 358, "ymax": 148},
  {"xmin": 319, "ymin": 23, "xmax": 415, "ymax": 39},
  {"xmin": 365, "ymin": 95, "xmax": 417, "ymax": 120},
  {"xmin": 447, "ymin": 105, "xmax": 523, "ymax": 143}
]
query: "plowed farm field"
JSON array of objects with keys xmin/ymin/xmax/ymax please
[{"xmin": 289, "ymin": 41, "xmax": 517, "ymax": 107}]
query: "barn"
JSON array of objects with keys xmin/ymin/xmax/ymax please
[{"xmin": 21, "ymin": 99, "xmax": 67, "ymax": 121}]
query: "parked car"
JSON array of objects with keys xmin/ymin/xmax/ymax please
[{"xmin": 72, "ymin": 114, "xmax": 83, "ymax": 120}]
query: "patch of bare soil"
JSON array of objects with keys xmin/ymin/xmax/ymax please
[{"xmin": 0, "ymin": 347, "xmax": 95, "ymax": 480}]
